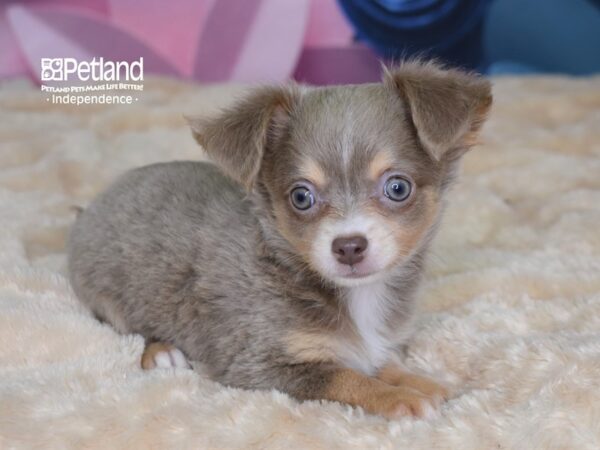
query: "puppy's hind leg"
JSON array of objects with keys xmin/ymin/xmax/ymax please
[{"xmin": 141, "ymin": 341, "xmax": 191, "ymax": 370}]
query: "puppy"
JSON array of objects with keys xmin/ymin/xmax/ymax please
[{"xmin": 67, "ymin": 60, "xmax": 491, "ymax": 419}]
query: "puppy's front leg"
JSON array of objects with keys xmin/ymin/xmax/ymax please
[
  {"xmin": 285, "ymin": 364, "xmax": 439, "ymax": 419},
  {"xmin": 377, "ymin": 364, "xmax": 449, "ymax": 401}
]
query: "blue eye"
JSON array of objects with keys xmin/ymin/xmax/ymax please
[
  {"xmin": 384, "ymin": 177, "xmax": 412, "ymax": 202},
  {"xmin": 290, "ymin": 186, "xmax": 315, "ymax": 210}
]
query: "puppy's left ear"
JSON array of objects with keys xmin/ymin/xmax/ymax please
[
  {"xmin": 384, "ymin": 60, "xmax": 492, "ymax": 161},
  {"xmin": 187, "ymin": 86, "xmax": 298, "ymax": 191}
]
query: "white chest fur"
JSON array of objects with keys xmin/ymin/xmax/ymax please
[{"xmin": 342, "ymin": 282, "xmax": 396, "ymax": 375}]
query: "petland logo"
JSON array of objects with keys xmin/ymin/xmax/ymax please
[
  {"xmin": 41, "ymin": 57, "xmax": 144, "ymax": 82},
  {"xmin": 40, "ymin": 57, "xmax": 144, "ymax": 105}
]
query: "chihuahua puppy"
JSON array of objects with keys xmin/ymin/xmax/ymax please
[{"xmin": 68, "ymin": 60, "xmax": 491, "ymax": 419}]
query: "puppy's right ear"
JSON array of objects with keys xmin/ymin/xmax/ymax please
[{"xmin": 187, "ymin": 86, "xmax": 298, "ymax": 191}]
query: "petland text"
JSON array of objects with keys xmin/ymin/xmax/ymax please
[{"xmin": 40, "ymin": 57, "xmax": 143, "ymax": 82}]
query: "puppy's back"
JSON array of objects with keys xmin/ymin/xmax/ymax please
[{"xmin": 67, "ymin": 161, "xmax": 253, "ymax": 334}]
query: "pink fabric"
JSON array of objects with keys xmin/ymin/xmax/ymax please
[
  {"xmin": 2, "ymin": 0, "xmax": 379, "ymax": 85},
  {"xmin": 108, "ymin": 0, "xmax": 210, "ymax": 76},
  {"xmin": 0, "ymin": 0, "xmax": 109, "ymax": 79},
  {"xmin": 304, "ymin": 0, "xmax": 354, "ymax": 47},
  {"xmin": 192, "ymin": 0, "xmax": 264, "ymax": 82},
  {"xmin": 0, "ymin": 13, "xmax": 27, "ymax": 79},
  {"xmin": 229, "ymin": 0, "xmax": 309, "ymax": 83},
  {"xmin": 8, "ymin": 6, "xmax": 179, "ymax": 83}
]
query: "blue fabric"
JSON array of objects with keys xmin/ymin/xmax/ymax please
[
  {"xmin": 487, "ymin": 61, "xmax": 539, "ymax": 76},
  {"xmin": 484, "ymin": 0, "xmax": 600, "ymax": 75},
  {"xmin": 337, "ymin": 0, "xmax": 492, "ymax": 70},
  {"xmin": 337, "ymin": 0, "xmax": 600, "ymax": 75}
]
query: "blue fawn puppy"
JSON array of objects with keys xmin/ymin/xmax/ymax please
[{"xmin": 68, "ymin": 61, "xmax": 491, "ymax": 419}]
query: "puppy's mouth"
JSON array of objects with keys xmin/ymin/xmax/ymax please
[
  {"xmin": 339, "ymin": 264, "xmax": 375, "ymax": 279},
  {"xmin": 330, "ymin": 259, "xmax": 383, "ymax": 284},
  {"xmin": 308, "ymin": 241, "xmax": 395, "ymax": 286}
]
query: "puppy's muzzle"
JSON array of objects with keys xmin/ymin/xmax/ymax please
[{"xmin": 332, "ymin": 235, "xmax": 368, "ymax": 266}]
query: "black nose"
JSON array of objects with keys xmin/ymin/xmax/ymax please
[{"xmin": 331, "ymin": 235, "xmax": 368, "ymax": 266}]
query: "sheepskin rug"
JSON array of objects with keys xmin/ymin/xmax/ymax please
[{"xmin": 1, "ymin": 75, "xmax": 599, "ymax": 450}]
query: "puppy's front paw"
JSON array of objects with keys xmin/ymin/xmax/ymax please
[
  {"xmin": 372, "ymin": 386, "xmax": 442, "ymax": 420},
  {"xmin": 141, "ymin": 342, "xmax": 190, "ymax": 370}
]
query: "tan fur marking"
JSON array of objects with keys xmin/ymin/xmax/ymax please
[
  {"xmin": 271, "ymin": 201, "xmax": 314, "ymax": 256},
  {"xmin": 378, "ymin": 186, "xmax": 440, "ymax": 261},
  {"xmin": 297, "ymin": 158, "xmax": 327, "ymax": 187},
  {"xmin": 284, "ymin": 331, "xmax": 342, "ymax": 363},
  {"xmin": 324, "ymin": 368, "xmax": 439, "ymax": 418},
  {"xmin": 377, "ymin": 365, "xmax": 449, "ymax": 399},
  {"xmin": 367, "ymin": 150, "xmax": 395, "ymax": 180},
  {"xmin": 141, "ymin": 342, "xmax": 176, "ymax": 370},
  {"xmin": 400, "ymin": 187, "xmax": 439, "ymax": 247}
]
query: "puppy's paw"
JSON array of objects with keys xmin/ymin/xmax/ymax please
[
  {"xmin": 372, "ymin": 386, "xmax": 442, "ymax": 420},
  {"xmin": 409, "ymin": 376, "xmax": 449, "ymax": 402},
  {"xmin": 141, "ymin": 342, "xmax": 190, "ymax": 370},
  {"xmin": 377, "ymin": 367, "xmax": 450, "ymax": 401}
]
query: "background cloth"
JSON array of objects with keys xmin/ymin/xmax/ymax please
[{"xmin": 0, "ymin": 75, "xmax": 599, "ymax": 449}]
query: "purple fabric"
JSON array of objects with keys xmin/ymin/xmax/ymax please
[{"xmin": 294, "ymin": 46, "xmax": 381, "ymax": 85}]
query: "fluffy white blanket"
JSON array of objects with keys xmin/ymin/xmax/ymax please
[{"xmin": 1, "ymin": 76, "xmax": 599, "ymax": 449}]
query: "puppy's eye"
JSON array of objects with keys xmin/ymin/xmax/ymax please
[
  {"xmin": 290, "ymin": 186, "xmax": 315, "ymax": 211},
  {"xmin": 384, "ymin": 176, "xmax": 412, "ymax": 202}
]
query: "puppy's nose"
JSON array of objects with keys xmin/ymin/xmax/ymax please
[{"xmin": 332, "ymin": 235, "xmax": 368, "ymax": 266}]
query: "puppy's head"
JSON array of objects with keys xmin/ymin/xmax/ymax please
[{"xmin": 189, "ymin": 61, "xmax": 491, "ymax": 287}]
